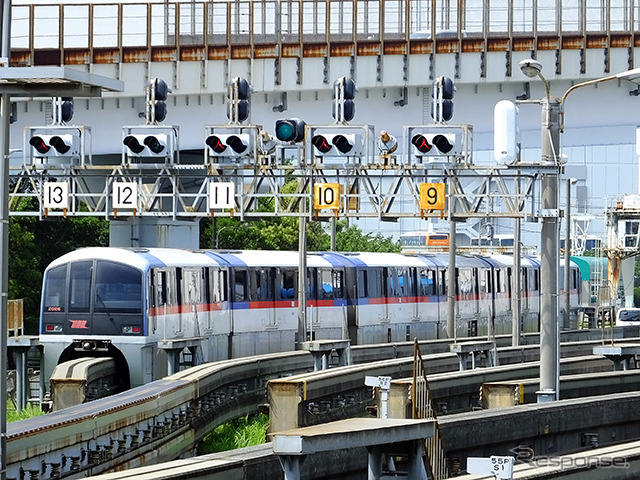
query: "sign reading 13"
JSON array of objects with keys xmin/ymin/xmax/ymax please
[
  {"xmin": 43, "ymin": 182, "xmax": 69, "ymax": 210},
  {"xmin": 112, "ymin": 181, "xmax": 138, "ymax": 210},
  {"xmin": 314, "ymin": 183, "xmax": 341, "ymax": 210},
  {"xmin": 419, "ymin": 182, "xmax": 446, "ymax": 211}
]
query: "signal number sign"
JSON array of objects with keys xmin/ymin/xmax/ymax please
[
  {"xmin": 314, "ymin": 183, "xmax": 340, "ymax": 210},
  {"xmin": 43, "ymin": 182, "xmax": 69, "ymax": 210},
  {"xmin": 419, "ymin": 183, "xmax": 446, "ymax": 211},
  {"xmin": 209, "ymin": 182, "xmax": 235, "ymax": 209},
  {"xmin": 112, "ymin": 182, "xmax": 138, "ymax": 210}
]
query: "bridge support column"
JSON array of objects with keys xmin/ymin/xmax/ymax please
[
  {"xmin": 165, "ymin": 349, "xmax": 181, "ymax": 376},
  {"xmin": 450, "ymin": 341, "xmax": 497, "ymax": 371},
  {"xmin": 278, "ymin": 455, "xmax": 305, "ymax": 480},
  {"xmin": 11, "ymin": 346, "xmax": 29, "ymax": 410},
  {"xmin": 273, "ymin": 418, "xmax": 434, "ymax": 480},
  {"xmin": 301, "ymin": 340, "xmax": 351, "ymax": 371},
  {"xmin": 7, "ymin": 337, "xmax": 41, "ymax": 410}
]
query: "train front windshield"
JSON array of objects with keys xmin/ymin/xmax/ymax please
[{"xmin": 42, "ymin": 260, "xmax": 144, "ymax": 335}]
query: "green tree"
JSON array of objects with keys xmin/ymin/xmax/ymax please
[
  {"xmin": 9, "ymin": 198, "xmax": 108, "ymax": 332},
  {"xmin": 333, "ymin": 221, "xmax": 401, "ymax": 252},
  {"xmin": 202, "ymin": 217, "xmax": 399, "ymax": 253}
]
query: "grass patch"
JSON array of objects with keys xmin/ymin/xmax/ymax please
[
  {"xmin": 197, "ymin": 414, "xmax": 269, "ymax": 454},
  {"xmin": 6, "ymin": 403, "xmax": 45, "ymax": 423}
]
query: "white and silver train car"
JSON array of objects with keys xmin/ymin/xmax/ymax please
[{"xmin": 39, "ymin": 247, "xmax": 583, "ymax": 392}]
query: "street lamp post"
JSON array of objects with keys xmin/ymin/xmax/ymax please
[
  {"xmin": 520, "ymin": 59, "xmax": 562, "ymax": 403},
  {"xmin": 519, "ymin": 59, "xmax": 640, "ymax": 402}
]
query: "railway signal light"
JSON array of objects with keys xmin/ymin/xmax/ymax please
[
  {"xmin": 205, "ymin": 133, "xmax": 252, "ymax": 157},
  {"xmin": 123, "ymin": 134, "xmax": 168, "ymax": 157},
  {"xmin": 227, "ymin": 77, "xmax": 251, "ymax": 124},
  {"xmin": 410, "ymin": 131, "xmax": 463, "ymax": 159},
  {"xmin": 311, "ymin": 133, "xmax": 361, "ymax": 156},
  {"xmin": 431, "ymin": 76, "xmax": 455, "ymax": 123},
  {"xmin": 52, "ymin": 97, "xmax": 74, "ymax": 124},
  {"xmin": 332, "ymin": 77, "xmax": 357, "ymax": 123},
  {"xmin": 29, "ymin": 134, "xmax": 79, "ymax": 157},
  {"xmin": 275, "ymin": 118, "xmax": 306, "ymax": 142},
  {"xmin": 145, "ymin": 78, "xmax": 171, "ymax": 124}
]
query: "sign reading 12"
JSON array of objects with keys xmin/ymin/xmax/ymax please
[{"xmin": 112, "ymin": 182, "xmax": 138, "ymax": 210}]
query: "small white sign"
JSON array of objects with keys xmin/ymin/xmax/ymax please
[
  {"xmin": 112, "ymin": 181, "xmax": 138, "ymax": 210},
  {"xmin": 43, "ymin": 182, "xmax": 69, "ymax": 209},
  {"xmin": 467, "ymin": 456, "xmax": 514, "ymax": 479},
  {"xmin": 209, "ymin": 182, "xmax": 235, "ymax": 209},
  {"xmin": 365, "ymin": 375, "xmax": 392, "ymax": 390}
]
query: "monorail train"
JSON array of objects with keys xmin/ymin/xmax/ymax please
[{"xmin": 39, "ymin": 247, "xmax": 582, "ymax": 391}]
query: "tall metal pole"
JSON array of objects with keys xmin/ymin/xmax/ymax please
[
  {"xmin": 538, "ymin": 98, "xmax": 562, "ymax": 402},
  {"xmin": 329, "ymin": 216, "xmax": 336, "ymax": 251},
  {"xmin": 447, "ymin": 217, "xmax": 457, "ymax": 340},
  {"xmin": 297, "ymin": 196, "xmax": 307, "ymax": 345},
  {"xmin": 564, "ymin": 179, "xmax": 572, "ymax": 330},
  {"xmin": 1, "ymin": 0, "xmax": 11, "ymax": 477},
  {"xmin": 512, "ymin": 210, "xmax": 521, "ymax": 345}
]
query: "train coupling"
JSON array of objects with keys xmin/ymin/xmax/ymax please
[{"xmin": 72, "ymin": 339, "xmax": 111, "ymax": 352}]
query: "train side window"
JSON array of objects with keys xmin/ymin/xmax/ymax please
[
  {"xmin": 410, "ymin": 269, "xmax": 418, "ymax": 297},
  {"xmin": 367, "ymin": 268, "xmax": 381, "ymax": 299},
  {"xmin": 182, "ymin": 269, "xmax": 200, "ymax": 305},
  {"xmin": 279, "ymin": 269, "xmax": 296, "ymax": 300},
  {"xmin": 307, "ymin": 268, "xmax": 317, "ymax": 301},
  {"xmin": 454, "ymin": 268, "xmax": 460, "ymax": 296},
  {"xmin": 533, "ymin": 269, "xmax": 540, "ymax": 291},
  {"xmin": 319, "ymin": 269, "xmax": 334, "ymax": 299},
  {"xmin": 481, "ymin": 269, "xmax": 492, "ymax": 294},
  {"xmin": 521, "ymin": 268, "xmax": 528, "ymax": 292},
  {"xmin": 441, "ymin": 270, "xmax": 447, "ymax": 296},
  {"xmin": 175, "ymin": 268, "xmax": 183, "ymax": 306},
  {"xmin": 154, "ymin": 270, "xmax": 168, "ymax": 307},
  {"xmin": 495, "ymin": 270, "xmax": 502, "ymax": 293},
  {"xmin": 333, "ymin": 270, "xmax": 344, "ymax": 298},
  {"xmin": 249, "ymin": 269, "xmax": 260, "ymax": 301},
  {"xmin": 506, "ymin": 268, "xmax": 512, "ymax": 296},
  {"xmin": 250, "ymin": 268, "xmax": 274, "ymax": 301},
  {"xmin": 384, "ymin": 268, "xmax": 396, "ymax": 297},
  {"xmin": 397, "ymin": 268, "xmax": 409, "ymax": 297},
  {"xmin": 233, "ymin": 269, "xmax": 247, "ymax": 302},
  {"xmin": 69, "ymin": 261, "xmax": 92, "ymax": 313},
  {"xmin": 43, "ymin": 265, "xmax": 67, "ymax": 312},
  {"xmin": 95, "ymin": 261, "xmax": 142, "ymax": 313},
  {"xmin": 209, "ymin": 268, "xmax": 221, "ymax": 303},
  {"xmin": 203, "ymin": 268, "xmax": 211, "ymax": 304},
  {"xmin": 214, "ymin": 270, "xmax": 229, "ymax": 302},
  {"xmin": 458, "ymin": 268, "xmax": 474, "ymax": 296},
  {"xmin": 357, "ymin": 270, "xmax": 369, "ymax": 298},
  {"xmin": 419, "ymin": 269, "xmax": 435, "ymax": 296}
]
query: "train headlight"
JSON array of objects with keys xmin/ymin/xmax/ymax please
[
  {"xmin": 45, "ymin": 324, "xmax": 63, "ymax": 333},
  {"xmin": 122, "ymin": 326, "xmax": 141, "ymax": 334}
]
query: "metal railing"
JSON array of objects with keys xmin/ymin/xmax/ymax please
[
  {"xmin": 412, "ymin": 338, "xmax": 449, "ymax": 480},
  {"xmin": 9, "ymin": 0, "xmax": 638, "ymax": 59}
]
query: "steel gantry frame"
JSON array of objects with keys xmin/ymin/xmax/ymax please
[{"xmin": 8, "ymin": 150, "xmax": 547, "ymax": 222}]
